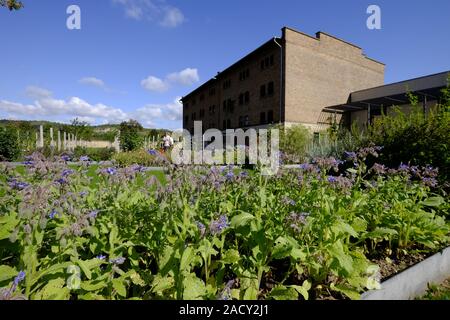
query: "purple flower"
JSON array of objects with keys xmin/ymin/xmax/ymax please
[
  {"xmin": 62, "ymin": 169, "xmax": 74, "ymax": 177},
  {"xmin": 209, "ymin": 215, "xmax": 229, "ymax": 236},
  {"xmin": 87, "ymin": 210, "xmax": 99, "ymax": 219},
  {"xmin": 79, "ymin": 156, "xmax": 89, "ymax": 161},
  {"xmin": 282, "ymin": 196, "xmax": 296, "ymax": 206},
  {"xmin": 344, "ymin": 151, "xmax": 357, "ymax": 161},
  {"xmin": 8, "ymin": 179, "xmax": 29, "ymax": 190},
  {"xmin": 327, "ymin": 176, "xmax": 337, "ymax": 183},
  {"xmin": 286, "ymin": 212, "xmax": 310, "ymax": 233},
  {"xmin": 105, "ymin": 167, "xmax": 117, "ymax": 175},
  {"xmin": 61, "ymin": 155, "xmax": 71, "ymax": 161},
  {"xmin": 49, "ymin": 209, "xmax": 58, "ymax": 219},
  {"xmin": 96, "ymin": 254, "xmax": 107, "ymax": 260},
  {"xmin": 148, "ymin": 150, "xmax": 158, "ymax": 156},
  {"xmin": 422, "ymin": 177, "xmax": 438, "ymax": 188},
  {"xmin": 196, "ymin": 221, "xmax": 206, "ymax": 238},
  {"xmin": 109, "ymin": 257, "xmax": 125, "ymax": 265},
  {"xmin": 55, "ymin": 177, "xmax": 68, "ymax": 185},
  {"xmin": 79, "ymin": 191, "xmax": 88, "ymax": 197}
]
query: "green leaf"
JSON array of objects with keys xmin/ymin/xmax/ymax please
[
  {"xmin": 268, "ymin": 285, "xmax": 298, "ymax": 300},
  {"xmin": 221, "ymin": 249, "xmax": 240, "ymax": 264},
  {"xmin": 80, "ymin": 280, "xmax": 108, "ymax": 292},
  {"xmin": 183, "ymin": 274, "xmax": 206, "ymax": 300},
  {"xmin": 151, "ymin": 275, "xmax": 174, "ymax": 293},
  {"xmin": 330, "ymin": 283, "xmax": 361, "ymax": 300},
  {"xmin": 77, "ymin": 260, "xmax": 92, "ymax": 280},
  {"xmin": 328, "ymin": 241, "xmax": 354, "ymax": 275},
  {"xmin": 34, "ymin": 278, "xmax": 70, "ymax": 300},
  {"xmin": 421, "ymin": 196, "xmax": 445, "ymax": 207},
  {"xmin": 180, "ymin": 246, "xmax": 194, "ymax": 272},
  {"xmin": 0, "ymin": 265, "xmax": 17, "ymax": 282},
  {"xmin": 112, "ymin": 279, "xmax": 127, "ymax": 297},
  {"xmin": 230, "ymin": 212, "xmax": 255, "ymax": 228}
]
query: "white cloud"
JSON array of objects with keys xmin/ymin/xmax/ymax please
[
  {"xmin": 79, "ymin": 77, "xmax": 106, "ymax": 88},
  {"xmin": 160, "ymin": 7, "xmax": 185, "ymax": 28},
  {"xmin": 0, "ymin": 86, "xmax": 182, "ymax": 128},
  {"xmin": 133, "ymin": 97, "xmax": 182, "ymax": 126},
  {"xmin": 26, "ymin": 86, "xmax": 52, "ymax": 98},
  {"xmin": 166, "ymin": 68, "xmax": 199, "ymax": 86},
  {"xmin": 141, "ymin": 76, "xmax": 169, "ymax": 93},
  {"xmin": 141, "ymin": 68, "xmax": 199, "ymax": 93},
  {"xmin": 112, "ymin": 0, "xmax": 185, "ymax": 27}
]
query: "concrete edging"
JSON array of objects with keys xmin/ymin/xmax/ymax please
[{"xmin": 362, "ymin": 246, "xmax": 450, "ymax": 300}]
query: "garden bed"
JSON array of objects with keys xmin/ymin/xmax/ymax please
[{"xmin": 362, "ymin": 246, "xmax": 450, "ymax": 300}]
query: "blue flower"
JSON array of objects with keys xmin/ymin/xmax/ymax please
[
  {"xmin": 87, "ymin": 210, "xmax": 99, "ymax": 219},
  {"xmin": 148, "ymin": 149, "xmax": 158, "ymax": 156},
  {"xmin": 61, "ymin": 169, "xmax": 74, "ymax": 177},
  {"xmin": 79, "ymin": 191, "xmax": 88, "ymax": 197},
  {"xmin": 55, "ymin": 177, "xmax": 68, "ymax": 185},
  {"xmin": 105, "ymin": 167, "xmax": 117, "ymax": 175},
  {"xmin": 225, "ymin": 171, "xmax": 234, "ymax": 181},
  {"xmin": 209, "ymin": 215, "xmax": 229, "ymax": 235},
  {"xmin": 96, "ymin": 254, "xmax": 107, "ymax": 260},
  {"xmin": 61, "ymin": 155, "xmax": 71, "ymax": 161},
  {"xmin": 196, "ymin": 221, "xmax": 206, "ymax": 238},
  {"xmin": 79, "ymin": 156, "xmax": 89, "ymax": 161},
  {"xmin": 327, "ymin": 176, "xmax": 337, "ymax": 183},
  {"xmin": 109, "ymin": 257, "xmax": 126, "ymax": 265},
  {"xmin": 344, "ymin": 151, "xmax": 357, "ymax": 161},
  {"xmin": 49, "ymin": 209, "xmax": 58, "ymax": 219},
  {"xmin": 8, "ymin": 179, "xmax": 29, "ymax": 190}
]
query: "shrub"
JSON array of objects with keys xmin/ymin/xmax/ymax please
[
  {"xmin": 119, "ymin": 120, "xmax": 143, "ymax": 152},
  {"xmin": 0, "ymin": 127, "xmax": 21, "ymax": 161},
  {"xmin": 112, "ymin": 149, "xmax": 169, "ymax": 167},
  {"xmin": 367, "ymin": 92, "xmax": 450, "ymax": 185},
  {"xmin": 276, "ymin": 124, "xmax": 312, "ymax": 163}
]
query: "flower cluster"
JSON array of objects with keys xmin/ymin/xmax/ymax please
[
  {"xmin": 8, "ymin": 178, "xmax": 29, "ymax": 190},
  {"xmin": 286, "ymin": 212, "xmax": 310, "ymax": 233},
  {"xmin": 209, "ymin": 215, "xmax": 230, "ymax": 236},
  {"xmin": 0, "ymin": 271, "xmax": 26, "ymax": 300}
]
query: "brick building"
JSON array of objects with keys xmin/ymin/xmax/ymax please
[{"xmin": 181, "ymin": 26, "xmax": 385, "ymax": 133}]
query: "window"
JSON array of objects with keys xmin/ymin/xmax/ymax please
[
  {"xmin": 260, "ymin": 84, "xmax": 266, "ymax": 98},
  {"xmin": 267, "ymin": 110, "xmax": 274, "ymax": 123},
  {"xmin": 200, "ymin": 94, "xmax": 205, "ymax": 101},
  {"xmin": 244, "ymin": 91, "xmax": 250, "ymax": 104},
  {"xmin": 270, "ymin": 54, "xmax": 274, "ymax": 66},
  {"xmin": 239, "ymin": 116, "xmax": 244, "ymax": 127},
  {"xmin": 227, "ymin": 119, "xmax": 231, "ymax": 128},
  {"xmin": 245, "ymin": 115, "xmax": 249, "ymax": 126},
  {"xmin": 192, "ymin": 98, "xmax": 196, "ymax": 106},
  {"xmin": 200, "ymin": 109, "xmax": 205, "ymax": 118},
  {"xmin": 223, "ymin": 100, "xmax": 227, "ymax": 111},
  {"xmin": 260, "ymin": 112, "xmax": 266, "ymax": 124},
  {"xmin": 239, "ymin": 93, "xmax": 244, "ymax": 106},
  {"xmin": 223, "ymin": 79, "xmax": 231, "ymax": 89},
  {"xmin": 209, "ymin": 88, "xmax": 216, "ymax": 96},
  {"xmin": 268, "ymin": 82, "xmax": 274, "ymax": 96},
  {"xmin": 239, "ymin": 69, "xmax": 250, "ymax": 81},
  {"xmin": 227, "ymin": 99, "xmax": 234, "ymax": 113},
  {"xmin": 223, "ymin": 120, "xmax": 226, "ymax": 129},
  {"xmin": 209, "ymin": 105, "xmax": 216, "ymax": 115}
]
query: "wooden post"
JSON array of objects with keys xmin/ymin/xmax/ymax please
[
  {"xmin": 39, "ymin": 125, "xmax": 44, "ymax": 148},
  {"xmin": 58, "ymin": 131, "xmax": 61, "ymax": 151},
  {"xmin": 63, "ymin": 132, "xmax": 67, "ymax": 151},
  {"xmin": 50, "ymin": 127, "xmax": 54, "ymax": 148}
]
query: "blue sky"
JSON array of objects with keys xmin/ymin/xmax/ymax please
[{"xmin": 1, "ymin": 0, "xmax": 449, "ymax": 129}]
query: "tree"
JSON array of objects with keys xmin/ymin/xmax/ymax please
[
  {"xmin": 119, "ymin": 120, "xmax": 143, "ymax": 152},
  {"xmin": 0, "ymin": 127, "xmax": 21, "ymax": 161},
  {"xmin": 0, "ymin": 0, "xmax": 24, "ymax": 10},
  {"xmin": 67, "ymin": 118, "xmax": 93, "ymax": 141}
]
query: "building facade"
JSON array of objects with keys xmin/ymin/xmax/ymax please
[{"xmin": 181, "ymin": 26, "xmax": 385, "ymax": 133}]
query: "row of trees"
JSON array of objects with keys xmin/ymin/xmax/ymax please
[{"xmin": 0, "ymin": 0, "xmax": 23, "ymax": 10}]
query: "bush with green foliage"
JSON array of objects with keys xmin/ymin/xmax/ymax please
[
  {"xmin": 0, "ymin": 127, "xmax": 21, "ymax": 161},
  {"xmin": 119, "ymin": 120, "xmax": 143, "ymax": 152},
  {"xmin": 276, "ymin": 124, "xmax": 312, "ymax": 163},
  {"xmin": 367, "ymin": 91, "xmax": 450, "ymax": 185}
]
